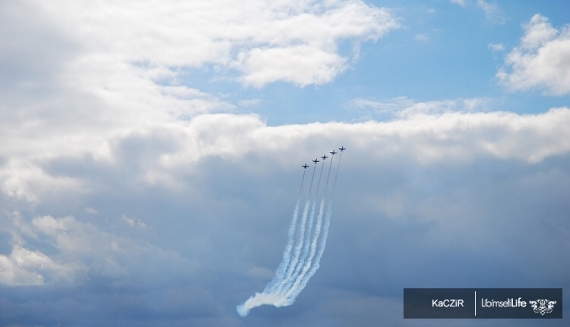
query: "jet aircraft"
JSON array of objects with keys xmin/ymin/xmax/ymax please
[
  {"xmin": 321, "ymin": 155, "xmax": 328, "ymax": 160},
  {"xmin": 339, "ymin": 146, "xmax": 346, "ymax": 152},
  {"xmin": 330, "ymin": 150, "xmax": 337, "ymax": 155},
  {"xmin": 312, "ymin": 158, "xmax": 319, "ymax": 164},
  {"xmin": 302, "ymin": 164, "xmax": 309, "ymax": 169}
]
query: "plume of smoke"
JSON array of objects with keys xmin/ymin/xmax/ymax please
[{"xmin": 237, "ymin": 149, "xmax": 343, "ymax": 316}]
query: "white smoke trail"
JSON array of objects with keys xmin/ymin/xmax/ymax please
[
  {"xmin": 273, "ymin": 199, "xmax": 310, "ymax": 294},
  {"xmin": 237, "ymin": 149, "xmax": 344, "ymax": 317},
  {"xmin": 276, "ymin": 164, "xmax": 317, "ymax": 291},
  {"xmin": 264, "ymin": 200, "xmax": 299, "ymax": 293},
  {"xmin": 282, "ymin": 192, "xmax": 318, "ymax": 292},
  {"xmin": 275, "ymin": 160, "xmax": 322, "ymax": 294},
  {"xmin": 287, "ymin": 153, "xmax": 342, "ymax": 301},
  {"xmin": 282, "ymin": 198, "xmax": 325, "ymax": 301},
  {"xmin": 283, "ymin": 153, "xmax": 336, "ymax": 300}
]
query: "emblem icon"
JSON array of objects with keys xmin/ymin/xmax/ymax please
[{"xmin": 529, "ymin": 299, "xmax": 556, "ymax": 315}]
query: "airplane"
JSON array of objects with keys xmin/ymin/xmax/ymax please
[
  {"xmin": 302, "ymin": 164, "xmax": 309, "ymax": 169},
  {"xmin": 321, "ymin": 155, "xmax": 328, "ymax": 160},
  {"xmin": 339, "ymin": 146, "xmax": 346, "ymax": 152},
  {"xmin": 312, "ymin": 158, "xmax": 319, "ymax": 164},
  {"xmin": 330, "ymin": 150, "xmax": 337, "ymax": 155}
]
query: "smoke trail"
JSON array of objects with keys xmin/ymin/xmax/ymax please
[
  {"xmin": 274, "ymin": 165, "xmax": 316, "ymax": 294},
  {"xmin": 283, "ymin": 198, "xmax": 324, "ymax": 300},
  {"xmin": 265, "ymin": 166, "xmax": 308, "ymax": 293},
  {"xmin": 331, "ymin": 151, "xmax": 343, "ymax": 198},
  {"xmin": 298, "ymin": 169, "xmax": 306, "ymax": 197},
  {"xmin": 283, "ymin": 154, "xmax": 337, "ymax": 300},
  {"xmin": 281, "ymin": 159, "xmax": 325, "ymax": 293},
  {"xmin": 287, "ymin": 151, "xmax": 342, "ymax": 299},
  {"xmin": 287, "ymin": 202, "xmax": 332, "ymax": 300},
  {"xmin": 264, "ymin": 201, "xmax": 298, "ymax": 293},
  {"xmin": 237, "ymin": 148, "xmax": 344, "ymax": 317}
]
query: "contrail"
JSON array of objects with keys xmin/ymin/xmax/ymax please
[{"xmin": 237, "ymin": 147, "xmax": 345, "ymax": 317}]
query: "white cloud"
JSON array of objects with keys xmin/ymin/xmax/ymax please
[
  {"xmin": 488, "ymin": 43, "xmax": 505, "ymax": 51},
  {"xmin": 122, "ymin": 215, "xmax": 147, "ymax": 229},
  {"xmin": 3, "ymin": 102, "xmax": 570, "ymax": 206},
  {"xmin": 347, "ymin": 96, "xmax": 492, "ymax": 116},
  {"xmin": 239, "ymin": 99, "xmax": 263, "ymax": 107},
  {"xmin": 0, "ymin": 2, "xmax": 399, "ymax": 196},
  {"xmin": 497, "ymin": 14, "xmax": 570, "ymax": 95},
  {"xmin": 347, "ymin": 96, "xmax": 415, "ymax": 112},
  {"xmin": 29, "ymin": 0, "xmax": 398, "ymax": 89},
  {"xmin": 189, "ymin": 108, "xmax": 570, "ymax": 165},
  {"xmin": 414, "ymin": 33, "xmax": 429, "ymax": 42},
  {"xmin": 476, "ymin": 0, "xmax": 506, "ymax": 24},
  {"xmin": 2, "ymin": 102, "xmax": 570, "ymax": 205},
  {"xmin": 451, "ymin": 0, "xmax": 506, "ymax": 23},
  {"xmin": 0, "ymin": 213, "xmax": 193, "ymax": 286},
  {"xmin": 0, "ymin": 213, "xmax": 88, "ymax": 287},
  {"xmin": 0, "ymin": 245, "xmax": 86, "ymax": 286}
]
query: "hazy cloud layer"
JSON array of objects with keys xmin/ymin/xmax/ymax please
[{"xmin": 1, "ymin": 108, "xmax": 569, "ymax": 325}]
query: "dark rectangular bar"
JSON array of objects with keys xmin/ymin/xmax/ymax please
[{"xmin": 404, "ymin": 288, "xmax": 562, "ymax": 319}]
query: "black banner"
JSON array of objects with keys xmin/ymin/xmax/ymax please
[{"xmin": 404, "ymin": 288, "xmax": 562, "ymax": 319}]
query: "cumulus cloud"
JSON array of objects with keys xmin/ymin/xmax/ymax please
[
  {"xmin": 27, "ymin": 0, "xmax": 398, "ymax": 89},
  {"xmin": 497, "ymin": 14, "xmax": 570, "ymax": 95},
  {"xmin": 0, "ymin": 1, "xmax": 399, "ymax": 195},
  {"xmin": 2, "ymin": 99, "xmax": 570, "ymax": 208},
  {"xmin": 0, "ymin": 245, "xmax": 86, "ymax": 286},
  {"xmin": 0, "ymin": 213, "xmax": 193, "ymax": 287}
]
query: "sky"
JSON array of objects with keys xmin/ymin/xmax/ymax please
[{"xmin": 1, "ymin": 0, "xmax": 569, "ymax": 326}]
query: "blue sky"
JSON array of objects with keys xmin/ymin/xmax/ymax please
[{"xmin": 1, "ymin": 0, "xmax": 569, "ymax": 326}]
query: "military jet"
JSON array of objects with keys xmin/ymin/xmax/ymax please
[
  {"xmin": 312, "ymin": 158, "xmax": 320, "ymax": 164},
  {"xmin": 321, "ymin": 155, "xmax": 328, "ymax": 160},
  {"xmin": 339, "ymin": 146, "xmax": 346, "ymax": 152},
  {"xmin": 302, "ymin": 164, "xmax": 309, "ymax": 169},
  {"xmin": 329, "ymin": 150, "xmax": 337, "ymax": 155}
]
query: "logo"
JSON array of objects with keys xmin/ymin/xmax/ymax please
[{"xmin": 529, "ymin": 299, "xmax": 556, "ymax": 315}]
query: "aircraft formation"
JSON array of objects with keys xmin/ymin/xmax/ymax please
[
  {"xmin": 237, "ymin": 147, "xmax": 346, "ymax": 317},
  {"xmin": 303, "ymin": 146, "xmax": 344, "ymax": 169}
]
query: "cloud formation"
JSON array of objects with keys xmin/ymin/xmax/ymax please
[
  {"xmin": 476, "ymin": 0, "xmax": 506, "ymax": 24},
  {"xmin": 498, "ymin": 14, "xmax": 570, "ymax": 95},
  {"xmin": 26, "ymin": 0, "xmax": 398, "ymax": 88},
  {"xmin": 347, "ymin": 96, "xmax": 493, "ymax": 117},
  {"xmin": 4, "ymin": 107, "xmax": 570, "ymax": 208},
  {"xmin": 1, "ymin": 1, "xmax": 569, "ymax": 325}
]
